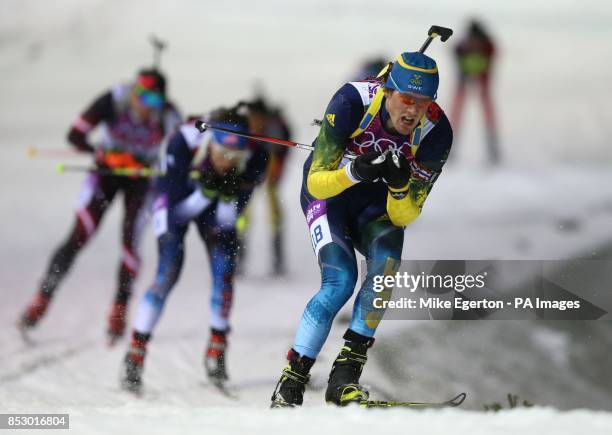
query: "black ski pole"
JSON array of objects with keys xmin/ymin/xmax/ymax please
[{"xmin": 194, "ymin": 121, "xmax": 358, "ymax": 160}]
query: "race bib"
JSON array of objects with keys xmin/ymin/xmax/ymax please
[{"xmin": 306, "ymin": 200, "xmax": 333, "ymax": 257}]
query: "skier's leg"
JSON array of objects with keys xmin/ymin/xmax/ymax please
[
  {"xmin": 293, "ymin": 242, "xmax": 358, "ymax": 359},
  {"xmin": 131, "ymin": 227, "xmax": 187, "ymax": 337},
  {"xmin": 107, "ymin": 179, "xmax": 151, "ymax": 343},
  {"xmin": 20, "ymin": 174, "xmax": 116, "ymax": 329},
  {"xmin": 197, "ymin": 215, "xmax": 239, "ymax": 383},
  {"xmin": 449, "ymin": 79, "xmax": 467, "ymax": 136},
  {"xmin": 325, "ymin": 218, "xmax": 403, "ymax": 405},
  {"xmin": 121, "ymin": 222, "xmax": 187, "ymax": 392},
  {"xmin": 479, "ymin": 73, "xmax": 500, "ymax": 164},
  {"xmin": 272, "ymin": 198, "xmax": 357, "ymax": 407},
  {"xmin": 200, "ymin": 226, "xmax": 238, "ymax": 334},
  {"xmin": 350, "ymin": 219, "xmax": 404, "ymax": 336},
  {"xmin": 116, "ymin": 179, "xmax": 150, "ymax": 303},
  {"xmin": 272, "ymin": 242, "xmax": 358, "ymax": 407},
  {"xmin": 234, "ymin": 203, "xmax": 250, "ymax": 275},
  {"xmin": 266, "ymin": 152, "xmax": 286, "ymax": 275}
]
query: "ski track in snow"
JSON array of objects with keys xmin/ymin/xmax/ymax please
[{"xmin": 1, "ymin": 1, "xmax": 612, "ymax": 433}]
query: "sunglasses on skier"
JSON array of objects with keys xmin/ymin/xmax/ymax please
[
  {"xmin": 397, "ymin": 92, "xmax": 432, "ymax": 109},
  {"xmin": 209, "ymin": 128, "xmax": 250, "ymax": 161},
  {"xmin": 134, "ymin": 84, "xmax": 164, "ymax": 109},
  {"xmin": 212, "ymin": 142, "xmax": 249, "ymax": 161},
  {"xmin": 210, "ymin": 141, "xmax": 250, "ymax": 162}
]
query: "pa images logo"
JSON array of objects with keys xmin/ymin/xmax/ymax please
[{"xmin": 410, "ymin": 74, "xmax": 423, "ymax": 87}]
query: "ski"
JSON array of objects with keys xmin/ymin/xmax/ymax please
[{"xmin": 359, "ymin": 392, "xmax": 466, "ymax": 409}]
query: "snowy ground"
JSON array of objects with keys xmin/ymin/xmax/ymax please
[{"xmin": 2, "ymin": 1, "xmax": 612, "ymax": 434}]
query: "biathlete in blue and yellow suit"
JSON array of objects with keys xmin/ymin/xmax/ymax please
[
  {"xmin": 271, "ymin": 52, "xmax": 453, "ymax": 407},
  {"xmin": 120, "ymin": 107, "xmax": 268, "ymax": 393}
]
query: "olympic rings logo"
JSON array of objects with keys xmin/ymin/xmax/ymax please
[{"xmin": 351, "ymin": 131, "xmax": 410, "ymax": 155}]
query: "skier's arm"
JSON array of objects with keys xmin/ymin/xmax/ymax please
[
  {"xmin": 306, "ymin": 84, "xmax": 363, "ymax": 199},
  {"xmin": 159, "ymin": 130, "xmax": 195, "ymax": 202},
  {"xmin": 386, "ymin": 113, "xmax": 453, "ymax": 227},
  {"xmin": 67, "ymin": 91, "xmax": 114, "ymax": 153},
  {"xmin": 166, "ymin": 128, "xmax": 222, "ymax": 221}
]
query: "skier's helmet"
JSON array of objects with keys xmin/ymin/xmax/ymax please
[
  {"xmin": 385, "ymin": 52, "xmax": 439, "ymax": 99},
  {"xmin": 208, "ymin": 107, "xmax": 250, "ymax": 153},
  {"xmin": 134, "ymin": 69, "xmax": 166, "ymax": 109}
]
